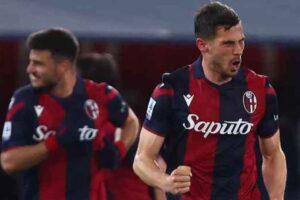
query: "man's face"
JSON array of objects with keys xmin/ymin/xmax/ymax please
[
  {"xmin": 26, "ymin": 50, "xmax": 60, "ymax": 89},
  {"xmin": 205, "ymin": 22, "xmax": 245, "ymax": 79}
]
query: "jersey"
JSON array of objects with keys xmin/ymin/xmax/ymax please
[
  {"xmin": 105, "ymin": 163, "xmax": 152, "ymax": 200},
  {"xmin": 1, "ymin": 78, "xmax": 129, "ymax": 200},
  {"xmin": 143, "ymin": 58, "xmax": 279, "ymax": 200}
]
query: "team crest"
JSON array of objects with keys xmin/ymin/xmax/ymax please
[
  {"xmin": 84, "ymin": 99, "xmax": 99, "ymax": 120},
  {"xmin": 243, "ymin": 91, "xmax": 257, "ymax": 114}
]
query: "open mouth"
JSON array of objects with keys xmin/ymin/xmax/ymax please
[
  {"xmin": 231, "ymin": 59, "xmax": 241, "ymax": 69},
  {"xmin": 29, "ymin": 74, "xmax": 40, "ymax": 82}
]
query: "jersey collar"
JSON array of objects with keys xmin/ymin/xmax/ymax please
[{"xmin": 191, "ymin": 57, "xmax": 245, "ymax": 82}]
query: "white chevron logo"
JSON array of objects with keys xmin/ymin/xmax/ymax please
[
  {"xmin": 183, "ymin": 94, "xmax": 194, "ymax": 107},
  {"xmin": 34, "ymin": 105, "xmax": 44, "ymax": 117}
]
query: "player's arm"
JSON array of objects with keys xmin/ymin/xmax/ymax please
[
  {"xmin": 1, "ymin": 125, "xmax": 81, "ymax": 174},
  {"xmin": 134, "ymin": 80, "xmax": 191, "ymax": 194},
  {"xmin": 133, "ymin": 128, "xmax": 191, "ymax": 194},
  {"xmin": 259, "ymin": 130, "xmax": 286, "ymax": 200},
  {"xmin": 106, "ymin": 84, "xmax": 139, "ymax": 152},
  {"xmin": 258, "ymin": 80, "xmax": 286, "ymax": 200},
  {"xmin": 1, "ymin": 93, "xmax": 50, "ymax": 174},
  {"xmin": 153, "ymin": 156, "xmax": 167, "ymax": 200},
  {"xmin": 1, "ymin": 143, "xmax": 49, "ymax": 174},
  {"xmin": 98, "ymin": 85, "xmax": 139, "ymax": 168},
  {"xmin": 119, "ymin": 108, "xmax": 139, "ymax": 151}
]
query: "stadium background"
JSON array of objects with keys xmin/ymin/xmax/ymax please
[{"xmin": 0, "ymin": 0, "xmax": 299, "ymax": 199}]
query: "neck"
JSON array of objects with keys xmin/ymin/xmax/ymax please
[
  {"xmin": 50, "ymin": 69, "xmax": 77, "ymax": 98},
  {"xmin": 201, "ymin": 59, "xmax": 232, "ymax": 85}
]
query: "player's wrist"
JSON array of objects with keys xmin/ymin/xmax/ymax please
[{"xmin": 158, "ymin": 173, "xmax": 172, "ymax": 192}]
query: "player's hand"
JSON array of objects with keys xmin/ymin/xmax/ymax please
[
  {"xmin": 45, "ymin": 126, "xmax": 86, "ymax": 153},
  {"xmin": 96, "ymin": 137, "xmax": 127, "ymax": 169},
  {"xmin": 164, "ymin": 165, "xmax": 192, "ymax": 194}
]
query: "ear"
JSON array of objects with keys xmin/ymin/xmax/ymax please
[{"xmin": 196, "ymin": 38, "xmax": 208, "ymax": 53}]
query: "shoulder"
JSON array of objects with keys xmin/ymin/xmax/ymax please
[
  {"xmin": 162, "ymin": 65, "xmax": 190, "ymax": 86},
  {"xmin": 11, "ymin": 84, "xmax": 36, "ymax": 105},
  {"xmin": 151, "ymin": 65, "xmax": 189, "ymax": 98},
  {"xmin": 84, "ymin": 79, "xmax": 106, "ymax": 90},
  {"xmin": 84, "ymin": 79, "xmax": 107, "ymax": 95},
  {"xmin": 244, "ymin": 67, "xmax": 269, "ymax": 87},
  {"xmin": 6, "ymin": 85, "xmax": 36, "ymax": 120},
  {"xmin": 83, "ymin": 79, "xmax": 121, "ymax": 101}
]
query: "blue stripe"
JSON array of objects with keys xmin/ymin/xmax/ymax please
[
  {"xmin": 59, "ymin": 93, "xmax": 94, "ymax": 200},
  {"xmin": 211, "ymin": 79, "xmax": 250, "ymax": 199},
  {"xmin": 163, "ymin": 67, "xmax": 190, "ymax": 170},
  {"xmin": 66, "ymin": 149, "xmax": 92, "ymax": 200},
  {"xmin": 21, "ymin": 92, "xmax": 40, "ymax": 200},
  {"xmin": 22, "ymin": 167, "xmax": 40, "ymax": 200}
]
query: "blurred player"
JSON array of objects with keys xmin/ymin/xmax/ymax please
[
  {"xmin": 1, "ymin": 28, "xmax": 139, "ymax": 200},
  {"xmin": 133, "ymin": 2, "xmax": 286, "ymax": 200},
  {"xmin": 77, "ymin": 52, "xmax": 166, "ymax": 200}
]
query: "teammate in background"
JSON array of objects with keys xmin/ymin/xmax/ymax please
[
  {"xmin": 77, "ymin": 53, "xmax": 166, "ymax": 200},
  {"xmin": 0, "ymin": 28, "xmax": 139, "ymax": 200},
  {"xmin": 133, "ymin": 2, "xmax": 286, "ymax": 200},
  {"xmin": 77, "ymin": 53, "xmax": 120, "ymax": 88}
]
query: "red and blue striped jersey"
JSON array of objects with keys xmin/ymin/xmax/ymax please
[
  {"xmin": 143, "ymin": 58, "xmax": 279, "ymax": 200},
  {"xmin": 1, "ymin": 78, "xmax": 129, "ymax": 200}
]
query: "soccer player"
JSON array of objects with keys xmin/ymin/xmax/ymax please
[
  {"xmin": 1, "ymin": 28, "xmax": 139, "ymax": 200},
  {"xmin": 77, "ymin": 53, "xmax": 166, "ymax": 200},
  {"xmin": 133, "ymin": 2, "xmax": 286, "ymax": 200}
]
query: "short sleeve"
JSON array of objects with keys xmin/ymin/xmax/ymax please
[
  {"xmin": 143, "ymin": 83, "xmax": 173, "ymax": 137},
  {"xmin": 106, "ymin": 85, "xmax": 129, "ymax": 127},
  {"xmin": 257, "ymin": 80, "xmax": 279, "ymax": 138},
  {"xmin": 1, "ymin": 89, "xmax": 35, "ymax": 151}
]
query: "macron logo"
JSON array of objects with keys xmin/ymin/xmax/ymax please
[
  {"xmin": 183, "ymin": 94, "xmax": 194, "ymax": 107},
  {"xmin": 34, "ymin": 105, "xmax": 44, "ymax": 117}
]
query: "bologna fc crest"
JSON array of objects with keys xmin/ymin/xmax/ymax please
[
  {"xmin": 243, "ymin": 91, "xmax": 257, "ymax": 114},
  {"xmin": 84, "ymin": 99, "xmax": 99, "ymax": 120}
]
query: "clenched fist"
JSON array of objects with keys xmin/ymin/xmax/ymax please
[{"xmin": 164, "ymin": 165, "xmax": 192, "ymax": 194}]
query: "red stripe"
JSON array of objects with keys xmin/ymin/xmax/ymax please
[
  {"xmin": 114, "ymin": 141, "xmax": 127, "ymax": 158},
  {"xmin": 44, "ymin": 135, "xmax": 60, "ymax": 153},
  {"xmin": 107, "ymin": 88, "xmax": 118, "ymax": 100},
  {"xmin": 238, "ymin": 70, "xmax": 264, "ymax": 200},
  {"xmin": 266, "ymin": 86, "xmax": 276, "ymax": 95},
  {"xmin": 105, "ymin": 167, "xmax": 152, "ymax": 200},
  {"xmin": 39, "ymin": 152, "xmax": 67, "ymax": 200},
  {"xmin": 6, "ymin": 101, "xmax": 25, "ymax": 121},
  {"xmin": 37, "ymin": 94, "xmax": 67, "ymax": 200},
  {"xmin": 182, "ymin": 67, "xmax": 219, "ymax": 199}
]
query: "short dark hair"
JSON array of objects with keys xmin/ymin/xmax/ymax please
[
  {"xmin": 26, "ymin": 27, "xmax": 79, "ymax": 63},
  {"xmin": 194, "ymin": 1, "xmax": 240, "ymax": 39},
  {"xmin": 77, "ymin": 53, "xmax": 119, "ymax": 87}
]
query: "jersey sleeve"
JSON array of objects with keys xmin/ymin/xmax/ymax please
[
  {"xmin": 143, "ymin": 82, "xmax": 173, "ymax": 137},
  {"xmin": 105, "ymin": 85, "xmax": 129, "ymax": 127},
  {"xmin": 2, "ymin": 89, "xmax": 35, "ymax": 151},
  {"xmin": 257, "ymin": 80, "xmax": 279, "ymax": 138}
]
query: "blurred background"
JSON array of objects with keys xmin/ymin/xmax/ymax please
[{"xmin": 0, "ymin": 0, "xmax": 299, "ymax": 199}]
